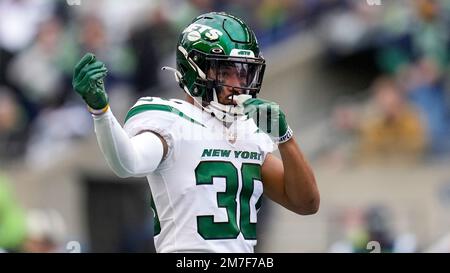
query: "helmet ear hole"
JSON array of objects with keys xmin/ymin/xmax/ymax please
[
  {"xmin": 192, "ymin": 86, "xmax": 200, "ymax": 96},
  {"xmin": 192, "ymin": 85, "xmax": 206, "ymax": 97}
]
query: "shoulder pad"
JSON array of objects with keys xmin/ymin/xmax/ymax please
[{"xmin": 125, "ymin": 97, "xmax": 205, "ymax": 127}]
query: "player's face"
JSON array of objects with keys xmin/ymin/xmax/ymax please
[{"xmin": 208, "ymin": 64, "xmax": 248, "ymax": 105}]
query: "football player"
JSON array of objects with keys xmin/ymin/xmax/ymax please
[{"xmin": 73, "ymin": 12, "xmax": 319, "ymax": 253}]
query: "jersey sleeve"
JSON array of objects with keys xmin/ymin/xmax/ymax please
[{"xmin": 123, "ymin": 97, "xmax": 181, "ymax": 162}]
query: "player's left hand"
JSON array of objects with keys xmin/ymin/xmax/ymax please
[{"xmin": 243, "ymin": 98, "xmax": 293, "ymax": 143}]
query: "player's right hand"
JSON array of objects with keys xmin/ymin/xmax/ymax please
[
  {"xmin": 243, "ymin": 98, "xmax": 293, "ymax": 144},
  {"xmin": 72, "ymin": 53, "xmax": 109, "ymax": 112}
]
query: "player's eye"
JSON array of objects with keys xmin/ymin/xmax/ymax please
[
  {"xmin": 220, "ymin": 71, "xmax": 230, "ymax": 78},
  {"xmin": 239, "ymin": 69, "xmax": 247, "ymax": 80}
]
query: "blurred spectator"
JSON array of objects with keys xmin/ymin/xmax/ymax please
[
  {"xmin": 319, "ymin": 0, "xmax": 381, "ymax": 56},
  {"xmin": 0, "ymin": 0, "xmax": 55, "ymax": 53},
  {"xmin": 411, "ymin": 0, "xmax": 449, "ymax": 69},
  {"xmin": 365, "ymin": 206, "xmax": 395, "ymax": 252},
  {"xmin": 314, "ymin": 99, "xmax": 363, "ymax": 167},
  {"xmin": 0, "ymin": 86, "xmax": 29, "ymax": 160},
  {"xmin": 329, "ymin": 76, "xmax": 426, "ymax": 165},
  {"xmin": 25, "ymin": 104, "xmax": 92, "ymax": 169},
  {"xmin": 78, "ymin": 15, "xmax": 107, "ymax": 56},
  {"xmin": 22, "ymin": 208, "xmax": 66, "ymax": 253},
  {"xmin": 357, "ymin": 76, "xmax": 426, "ymax": 164},
  {"xmin": 0, "ymin": 173, "xmax": 26, "ymax": 252},
  {"xmin": 399, "ymin": 58, "xmax": 450, "ymax": 156},
  {"xmin": 7, "ymin": 16, "xmax": 66, "ymax": 113},
  {"xmin": 128, "ymin": 6, "xmax": 176, "ymax": 96},
  {"xmin": 329, "ymin": 207, "xmax": 369, "ymax": 253},
  {"xmin": 257, "ymin": 0, "xmax": 290, "ymax": 37},
  {"xmin": 329, "ymin": 205, "xmax": 395, "ymax": 253},
  {"xmin": 0, "ymin": 47, "xmax": 14, "ymax": 86},
  {"xmin": 75, "ymin": 14, "xmax": 134, "ymax": 92}
]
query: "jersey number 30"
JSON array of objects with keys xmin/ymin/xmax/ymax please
[{"xmin": 195, "ymin": 161, "xmax": 263, "ymax": 240}]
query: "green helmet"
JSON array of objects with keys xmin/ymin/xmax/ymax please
[{"xmin": 174, "ymin": 12, "xmax": 265, "ymax": 114}]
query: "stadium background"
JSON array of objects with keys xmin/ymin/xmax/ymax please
[{"xmin": 1, "ymin": 0, "xmax": 450, "ymax": 253}]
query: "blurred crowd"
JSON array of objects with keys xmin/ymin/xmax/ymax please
[
  {"xmin": 319, "ymin": 0, "xmax": 450, "ymax": 165},
  {"xmin": 318, "ymin": 0, "xmax": 450, "ymax": 252}
]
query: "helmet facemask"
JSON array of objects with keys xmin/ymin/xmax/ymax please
[{"xmin": 190, "ymin": 50, "xmax": 266, "ymax": 122}]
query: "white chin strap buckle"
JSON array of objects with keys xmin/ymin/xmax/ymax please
[
  {"xmin": 208, "ymin": 93, "xmax": 253, "ymax": 122},
  {"xmin": 233, "ymin": 94, "xmax": 252, "ymax": 106}
]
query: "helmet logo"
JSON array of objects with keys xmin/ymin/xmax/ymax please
[
  {"xmin": 230, "ymin": 49, "xmax": 255, "ymax": 58},
  {"xmin": 187, "ymin": 31, "xmax": 201, "ymax": 42},
  {"xmin": 183, "ymin": 23, "xmax": 223, "ymax": 41},
  {"xmin": 205, "ymin": 29, "xmax": 222, "ymax": 41}
]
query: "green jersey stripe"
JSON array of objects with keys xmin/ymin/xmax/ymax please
[{"xmin": 125, "ymin": 104, "xmax": 205, "ymax": 127}]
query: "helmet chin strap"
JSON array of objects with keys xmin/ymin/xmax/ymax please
[
  {"xmin": 162, "ymin": 66, "xmax": 204, "ymax": 107},
  {"xmin": 162, "ymin": 66, "xmax": 251, "ymax": 123},
  {"xmin": 162, "ymin": 66, "xmax": 195, "ymax": 97}
]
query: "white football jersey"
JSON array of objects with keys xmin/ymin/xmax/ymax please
[{"xmin": 123, "ymin": 97, "xmax": 275, "ymax": 253}]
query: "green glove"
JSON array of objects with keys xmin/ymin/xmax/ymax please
[
  {"xmin": 72, "ymin": 53, "xmax": 109, "ymax": 112},
  {"xmin": 243, "ymin": 98, "xmax": 293, "ymax": 143}
]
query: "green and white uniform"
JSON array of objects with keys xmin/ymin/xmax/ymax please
[{"xmin": 124, "ymin": 97, "xmax": 274, "ymax": 253}]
